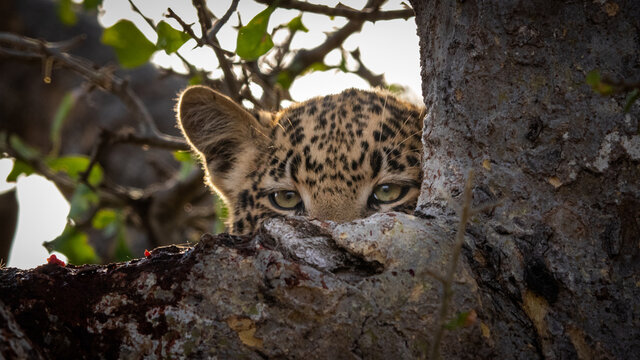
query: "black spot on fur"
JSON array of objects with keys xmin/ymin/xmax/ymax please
[
  {"xmin": 406, "ymin": 155, "xmax": 419, "ymax": 167},
  {"xmin": 290, "ymin": 154, "xmax": 301, "ymax": 183},
  {"xmin": 370, "ymin": 150, "xmax": 382, "ymax": 178},
  {"xmin": 238, "ymin": 190, "xmax": 250, "ymax": 209},
  {"xmin": 205, "ymin": 139, "xmax": 238, "ymax": 173},
  {"xmin": 234, "ymin": 220, "xmax": 245, "ymax": 233}
]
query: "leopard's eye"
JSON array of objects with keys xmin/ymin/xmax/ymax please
[
  {"xmin": 269, "ymin": 190, "xmax": 303, "ymax": 210},
  {"xmin": 370, "ymin": 184, "xmax": 408, "ymax": 204}
]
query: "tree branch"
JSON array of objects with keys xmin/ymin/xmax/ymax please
[
  {"xmin": 189, "ymin": 0, "xmax": 242, "ymax": 101},
  {"xmin": 210, "ymin": 0, "xmax": 239, "ymax": 38},
  {"xmin": 0, "ymin": 32, "xmax": 187, "ymax": 151},
  {"xmin": 256, "ymin": 0, "xmax": 415, "ymax": 21},
  {"xmin": 279, "ymin": 0, "xmax": 385, "ymax": 81},
  {"xmin": 350, "ymin": 48, "xmax": 386, "ymax": 88}
]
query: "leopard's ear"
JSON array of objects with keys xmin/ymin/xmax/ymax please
[{"xmin": 177, "ymin": 86, "xmax": 268, "ymax": 194}]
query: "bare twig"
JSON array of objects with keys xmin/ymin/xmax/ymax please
[
  {"xmin": 107, "ymin": 128, "xmax": 189, "ymax": 150},
  {"xmin": 166, "ymin": 8, "xmax": 202, "ymax": 46},
  {"xmin": 165, "ymin": 7, "xmax": 235, "ymax": 57},
  {"xmin": 189, "ymin": 0, "xmax": 241, "ymax": 101},
  {"xmin": 191, "ymin": 0, "xmax": 212, "ymax": 40},
  {"xmin": 429, "ymin": 171, "xmax": 475, "ymax": 360},
  {"xmin": 210, "ymin": 0, "xmax": 239, "ymax": 38},
  {"xmin": 127, "ymin": 0, "xmax": 155, "ymax": 30},
  {"xmin": 350, "ymin": 48, "xmax": 386, "ymax": 88},
  {"xmin": 255, "ymin": 0, "xmax": 415, "ymax": 21}
]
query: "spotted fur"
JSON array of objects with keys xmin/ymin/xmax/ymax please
[{"xmin": 177, "ymin": 86, "xmax": 424, "ymax": 234}]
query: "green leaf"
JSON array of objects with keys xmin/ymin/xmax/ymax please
[
  {"xmin": 46, "ymin": 155, "xmax": 103, "ymax": 186},
  {"xmin": 302, "ymin": 62, "xmax": 333, "ymax": 76},
  {"xmin": 50, "ymin": 91, "xmax": 77, "ymax": 157},
  {"xmin": 236, "ymin": 6, "xmax": 276, "ymax": 60},
  {"xmin": 92, "ymin": 208, "xmax": 117, "ymax": 229},
  {"xmin": 387, "ymin": 84, "xmax": 406, "ymax": 94},
  {"xmin": 44, "ymin": 226, "xmax": 99, "ymax": 265},
  {"xmin": 156, "ymin": 20, "xmax": 191, "ymax": 54},
  {"xmin": 57, "ymin": 0, "xmax": 77, "ymax": 26},
  {"xmin": 287, "ymin": 15, "xmax": 308, "ymax": 33},
  {"xmin": 276, "ymin": 71, "xmax": 294, "ymax": 90},
  {"xmin": 101, "ymin": 20, "xmax": 157, "ymax": 68},
  {"xmin": 6, "ymin": 160, "xmax": 35, "ymax": 182},
  {"xmin": 624, "ymin": 88, "xmax": 639, "ymax": 113},
  {"xmin": 68, "ymin": 184, "xmax": 99, "ymax": 222},
  {"xmin": 337, "ymin": 55, "xmax": 348, "ymax": 73},
  {"xmin": 188, "ymin": 74, "xmax": 203, "ymax": 85},
  {"xmin": 173, "ymin": 150, "xmax": 193, "ymax": 162},
  {"xmin": 83, "ymin": 0, "xmax": 103, "ymax": 10}
]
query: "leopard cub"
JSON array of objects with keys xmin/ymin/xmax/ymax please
[{"xmin": 177, "ymin": 86, "xmax": 424, "ymax": 234}]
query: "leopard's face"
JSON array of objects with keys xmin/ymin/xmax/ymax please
[{"xmin": 178, "ymin": 86, "xmax": 424, "ymax": 234}]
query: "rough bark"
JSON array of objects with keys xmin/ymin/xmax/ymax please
[
  {"xmin": 1, "ymin": 215, "xmax": 486, "ymax": 359},
  {"xmin": 1, "ymin": 0, "xmax": 639, "ymax": 359},
  {"xmin": 412, "ymin": 0, "xmax": 639, "ymax": 359}
]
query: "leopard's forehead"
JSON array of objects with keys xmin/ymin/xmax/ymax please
[{"xmin": 261, "ymin": 89, "xmax": 423, "ymax": 197}]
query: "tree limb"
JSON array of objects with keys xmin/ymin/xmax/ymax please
[
  {"xmin": 279, "ymin": 0, "xmax": 386, "ymax": 81},
  {"xmin": 0, "ymin": 32, "xmax": 187, "ymax": 151},
  {"xmin": 256, "ymin": 0, "xmax": 415, "ymax": 22}
]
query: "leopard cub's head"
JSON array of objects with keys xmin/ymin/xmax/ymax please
[{"xmin": 177, "ymin": 86, "xmax": 424, "ymax": 234}]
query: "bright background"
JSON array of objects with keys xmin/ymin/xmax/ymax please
[{"xmin": 1, "ymin": 0, "xmax": 421, "ymax": 269}]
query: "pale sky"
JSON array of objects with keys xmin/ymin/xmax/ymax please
[{"xmin": 2, "ymin": 0, "xmax": 422, "ymax": 269}]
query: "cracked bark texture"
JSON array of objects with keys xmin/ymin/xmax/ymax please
[
  {"xmin": 1, "ymin": 0, "xmax": 639, "ymax": 359},
  {"xmin": 412, "ymin": 0, "xmax": 639, "ymax": 359}
]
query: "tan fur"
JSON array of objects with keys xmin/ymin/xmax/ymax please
[{"xmin": 177, "ymin": 86, "xmax": 425, "ymax": 234}]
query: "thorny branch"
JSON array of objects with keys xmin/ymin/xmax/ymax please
[
  {"xmin": 191, "ymin": 0, "xmax": 242, "ymax": 101},
  {"xmin": 350, "ymin": 48, "xmax": 386, "ymax": 88},
  {"xmin": 210, "ymin": 0, "xmax": 239, "ymax": 39},
  {"xmin": 255, "ymin": 0, "xmax": 415, "ymax": 22}
]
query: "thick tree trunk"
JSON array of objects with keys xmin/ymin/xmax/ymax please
[
  {"xmin": 1, "ymin": 1, "xmax": 639, "ymax": 359},
  {"xmin": 412, "ymin": 0, "xmax": 640, "ymax": 358}
]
